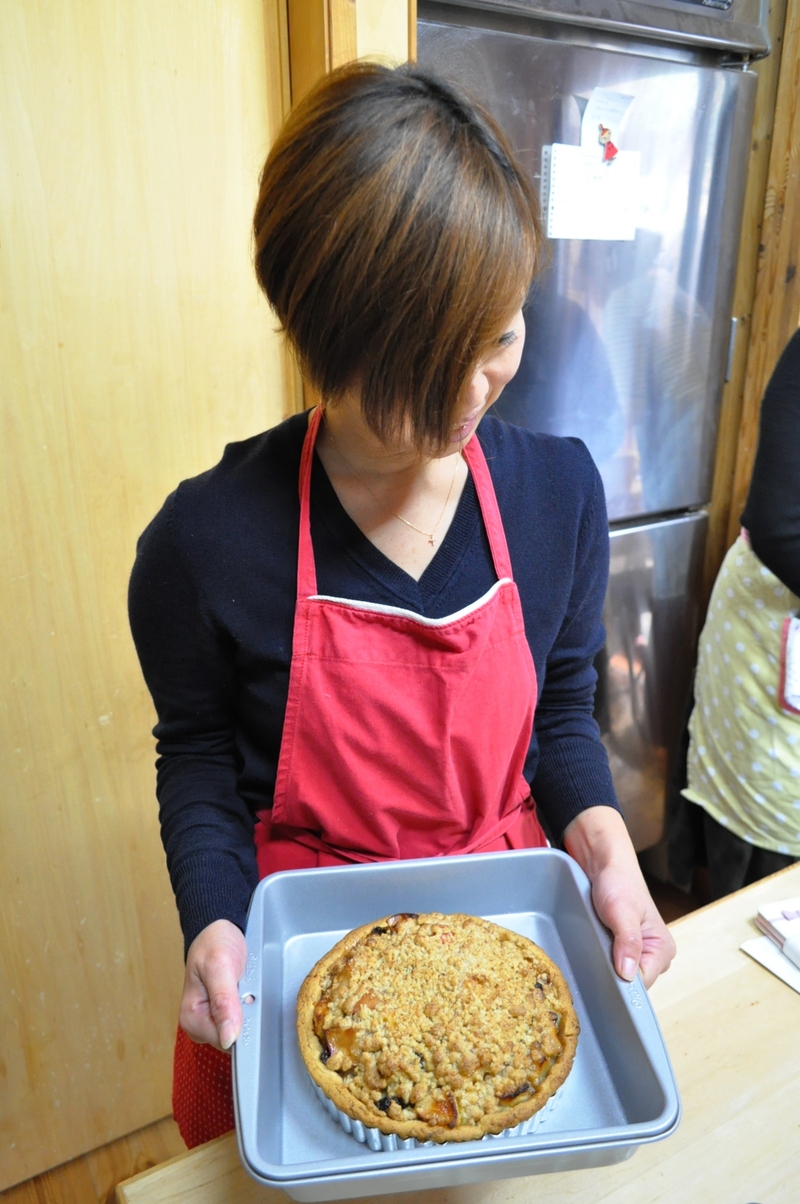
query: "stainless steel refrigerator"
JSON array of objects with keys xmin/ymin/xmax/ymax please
[{"xmin": 418, "ymin": 0, "xmax": 768, "ymax": 853}]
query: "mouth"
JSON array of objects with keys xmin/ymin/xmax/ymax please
[{"xmin": 450, "ymin": 408, "xmax": 483, "ymax": 444}]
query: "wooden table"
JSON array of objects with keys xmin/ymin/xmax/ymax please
[{"xmin": 117, "ymin": 865, "xmax": 800, "ymax": 1204}]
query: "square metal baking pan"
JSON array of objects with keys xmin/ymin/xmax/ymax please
[{"xmin": 233, "ymin": 849, "xmax": 680, "ymax": 1200}]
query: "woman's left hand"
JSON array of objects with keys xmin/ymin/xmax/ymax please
[{"xmin": 563, "ymin": 806, "xmax": 676, "ymax": 989}]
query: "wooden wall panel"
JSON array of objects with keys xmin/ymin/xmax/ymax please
[
  {"xmin": 263, "ymin": 0, "xmax": 305, "ymax": 417},
  {"xmin": 287, "ymin": 0, "xmax": 330, "ymax": 104},
  {"xmin": 0, "ymin": 0, "xmax": 289, "ymax": 1188},
  {"xmin": 330, "ymin": 0, "xmax": 360, "ymax": 67},
  {"xmin": 356, "ymin": 0, "xmax": 413, "ymax": 63},
  {"xmin": 288, "ymin": 0, "xmax": 412, "ymax": 106}
]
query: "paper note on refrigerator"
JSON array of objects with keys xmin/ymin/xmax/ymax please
[
  {"xmin": 541, "ymin": 143, "xmax": 641, "ymax": 241},
  {"xmin": 580, "ymin": 88, "xmax": 634, "ymax": 151}
]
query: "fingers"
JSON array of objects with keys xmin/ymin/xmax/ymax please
[
  {"xmin": 179, "ymin": 920, "xmax": 248, "ymax": 1051},
  {"xmin": 590, "ymin": 873, "xmax": 676, "ymax": 989},
  {"xmin": 607, "ymin": 896, "xmax": 676, "ymax": 989},
  {"xmin": 637, "ymin": 924, "xmax": 677, "ymax": 989}
]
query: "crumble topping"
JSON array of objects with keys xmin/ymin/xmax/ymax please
[{"xmin": 299, "ymin": 912, "xmax": 577, "ymax": 1135}]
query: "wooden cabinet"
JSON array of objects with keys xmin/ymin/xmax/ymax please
[{"xmin": 0, "ymin": 0, "xmax": 290, "ymax": 1188}]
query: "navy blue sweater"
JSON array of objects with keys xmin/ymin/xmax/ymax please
[{"xmin": 129, "ymin": 412, "xmax": 620, "ymax": 953}]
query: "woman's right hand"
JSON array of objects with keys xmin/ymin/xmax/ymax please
[{"xmin": 179, "ymin": 919, "xmax": 248, "ymax": 1051}]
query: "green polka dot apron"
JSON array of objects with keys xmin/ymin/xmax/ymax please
[{"xmin": 683, "ymin": 532, "xmax": 800, "ymax": 856}]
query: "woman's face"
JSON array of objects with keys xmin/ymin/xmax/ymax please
[
  {"xmin": 449, "ymin": 309, "xmax": 526, "ymax": 448},
  {"xmin": 329, "ymin": 309, "xmax": 526, "ymax": 463}
]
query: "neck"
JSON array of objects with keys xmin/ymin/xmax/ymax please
[
  {"xmin": 318, "ymin": 396, "xmax": 428, "ymax": 482},
  {"xmin": 314, "ymin": 397, "xmax": 469, "ymax": 572}
]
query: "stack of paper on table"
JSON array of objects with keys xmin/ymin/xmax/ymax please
[{"xmin": 741, "ymin": 895, "xmax": 800, "ymax": 993}]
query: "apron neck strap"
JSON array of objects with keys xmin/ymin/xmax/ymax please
[
  {"xmin": 297, "ymin": 406, "xmax": 323, "ymax": 597},
  {"xmin": 297, "ymin": 406, "xmax": 514, "ymax": 597},
  {"xmin": 461, "ymin": 429, "xmax": 514, "ymax": 580}
]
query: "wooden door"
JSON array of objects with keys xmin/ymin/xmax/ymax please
[
  {"xmin": 0, "ymin": 0, "xmax": 291, "ymax": 1187},
  {"xmin": 287, "ymin": 0, "xmax": 414, "ymax": 102}
]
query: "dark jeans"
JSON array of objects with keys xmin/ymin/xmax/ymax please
[{"xmin": 703, "ymin": 809, "xmax": 798, "ymax": 901}]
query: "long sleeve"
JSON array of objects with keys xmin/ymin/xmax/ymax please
[
  {"xmin": 479, "ymin": 420, "xmax": 620, "ymax": 840},
  {"xmin": 741, "ymin": 328, "xmax": 800, "ymax": 597},
  {"xmin": 528, "ymin": 447, "xmax": 619, "ymax": 838},
  {"xmin": 129, "ymin": 493, "xmax": 259, "ymax": 954}
]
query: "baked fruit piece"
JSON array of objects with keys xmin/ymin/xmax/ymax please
[{"xmin": 297, "ymin": 912, "xmax": 579, "ymax": 1143}]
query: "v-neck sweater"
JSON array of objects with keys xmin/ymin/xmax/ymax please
[{"xmin": 129, "ymin": 412, "xmax": 620, "ymax": 953}]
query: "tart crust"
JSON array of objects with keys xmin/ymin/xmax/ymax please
[{"xmin": 297, "ymin": 912, "xmax": 579, "ymax": 1143}]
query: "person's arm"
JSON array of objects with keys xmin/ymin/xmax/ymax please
[
  {"xmin": 742, "ymin": 327, "xmax": 800, "ymax": 597},
  {"xmin": 531, "ymin": 450, "xmax": 675, "ymax": 987},
  {"xmin": 564, "ymin": 807, "xmax": 675, "ymax": 988},
  {"xmin": 128, "ymin": 493, "xmax": 257, "ymax": 1049},
  {"xmin": 530, "ymin": 458, "xmax": 620, "ymax": 834}
]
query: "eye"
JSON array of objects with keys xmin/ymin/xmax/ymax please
[{"xmin": 498, "ymin": 330, "xmax": 518, "ymax": 348}]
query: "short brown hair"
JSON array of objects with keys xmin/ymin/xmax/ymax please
[{"xmin": 254, "ymin": 61, "xmax": 542, "ymax": 449}]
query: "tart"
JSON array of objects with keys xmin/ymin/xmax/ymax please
[{"xmin": 296, "ymin": 911, "xmax": 579, "ymax": 1143}]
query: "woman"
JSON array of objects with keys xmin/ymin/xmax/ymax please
[
  {"xmin": 129, "ymin": 61, "xmax": 674, "ymax": 1149},
  {"xmin": 681, "ymin": 328, "xmax": 800, "ymax": 897}
]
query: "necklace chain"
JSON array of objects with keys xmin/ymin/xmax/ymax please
[{"xmin": 322, "ymin": 412, "xmax": 460, "ymax": 547}]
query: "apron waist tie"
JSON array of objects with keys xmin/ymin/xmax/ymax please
[{"xmin": 259, "ymin": 793, "xmax": 539, "ymax": 866}]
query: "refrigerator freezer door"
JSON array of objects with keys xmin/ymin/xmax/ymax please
[
  {"xmin": 595, "ymin": 513, "xmax": 707, "ymax": 850},
  {"xmin": 424, "ymin": 0, "xmax": 770, "ymax": 57},
  {"xmin": 418, "ymin": 13, "xmax": 757, "ymax": 521}
]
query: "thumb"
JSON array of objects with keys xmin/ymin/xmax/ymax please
[
  {"xmin": 203, "ymin": 954, "xmax": 244, "ymax": 1051},
  {"xmin": 182, "ymin": 920, "xmax": 248, "ymax": 1050},
  {"xmin": 589, "ymin": 872, "xmax": 646, "ymax": 984},
  {"xmin": 612, "ymin": 919, "xmax": 644, "ymax": 982}
]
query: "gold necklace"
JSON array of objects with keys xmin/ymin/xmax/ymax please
[{"xmin": 323, "ymin": 413, "xmax": 461, "ymax": 548}]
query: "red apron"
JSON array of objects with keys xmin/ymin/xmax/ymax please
[{"xmin": 173, "ymin": 407, "xmax": 546, "ymax": 1147}]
